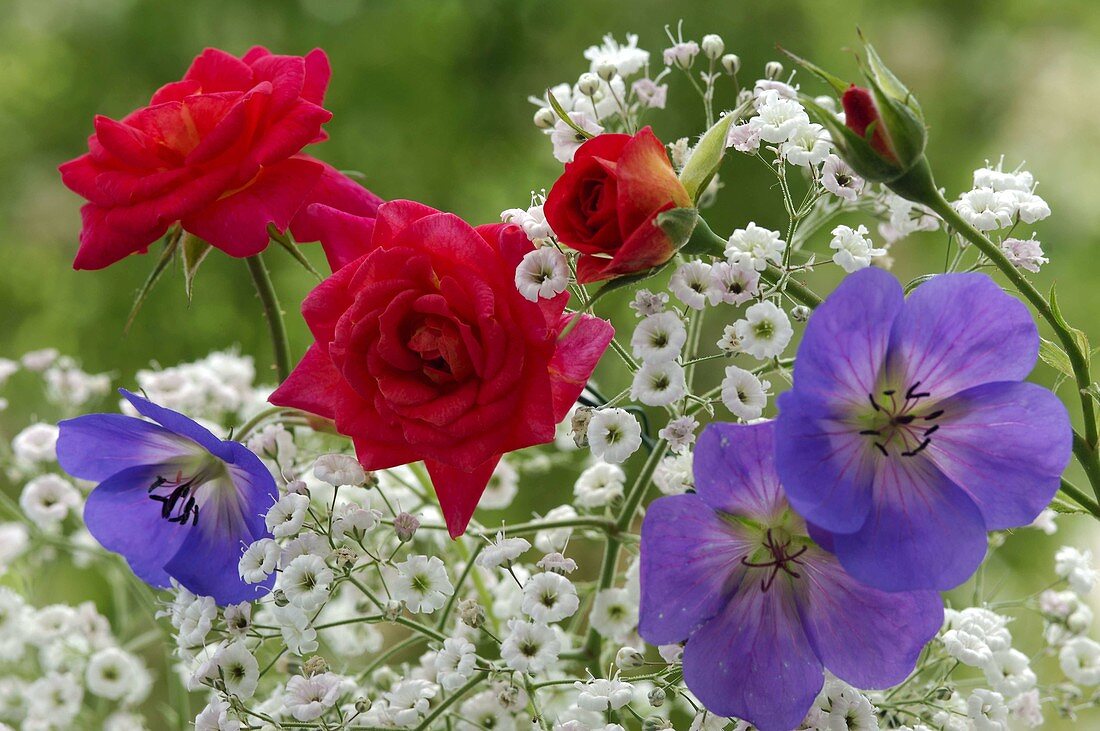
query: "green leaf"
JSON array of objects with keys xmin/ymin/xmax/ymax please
[
  {"xmin": 799, "ymin": 95, "xmax": 902, "ymax": 183},
  {"xmin": 182, "ymin": 233, "xmax": 213, "ymax": 303},
  {"xmin": 859, "ymin": 33, "xmax": 923, "ymax": 119},
  {"xmin": 655, "ymin": 208, "xmax": 699, "ymax": 251},
  {"xmin": 1049, "ymin": 285, "xmax": 1090, "ymax": 361},
  {"xmin": 679, "ymin": 111, "xmax": 738, "ymax": 202},
  {"xmin": 269, "ymin": 226, "xmax": 324, "ymax": 282},
  {"xmin": 1039, "ymin": 337, "xmax": 1076, "ymax": 379},
  {"xmin": 1050, "ymin": 498, "xmax": 1090, "ymax": 516},
  {"xmin": 903, "ymin": 273, "xmax": 937, "ymax": 294},
  {"xmin": 546, "ymin": 89, "xmax": 594, "ymax": 139},
  {"xmin": 779, "ymin": 45, "xmax": 849, "ymax": 96},
  {"xmin": 125, "ymin": 229, "xmax": 181, "ymax": 333}
]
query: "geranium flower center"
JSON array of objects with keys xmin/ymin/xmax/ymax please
[
  {"xmin": 740, "ymin": 528, "xmax": 809, "ymax": 593},
  {"xmin": 146, "ymin": 458, "xmax": 226, "ymax": 527},
  {"xmin": 859, "ymin": 381, "xmax": 944, "ymax": 458}
]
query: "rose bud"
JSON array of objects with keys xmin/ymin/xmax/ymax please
[
  {"xmin": 544, "ymin": 127, "xmax": 691, "ymax": 283},
  {"xmin": 783, "ymin": 38, "xmax": 933, "ymax": 202}
]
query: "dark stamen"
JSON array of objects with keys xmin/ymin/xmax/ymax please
[
  {"xmin": 859, "ymin": 429, "xmax": 880, "ymax": 436},
  {"xmin": 924, "ymin": 410, "xmax": 944, "ymax": 421},
  {"xmin": 902, "ymin": 438, "xmax": 932, "ymax": 457},
  {"xmin": 868, "ymin": 393, "xmax": 881, "ymax": 412},
  {"xmin": 874, "ymin": 442, "xmax": 889, "ymax": 457},
  {"xmin": 148, "ymin": 475, "xmax": 200, "ymax": 526}
]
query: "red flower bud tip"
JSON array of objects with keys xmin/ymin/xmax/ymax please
[{"xmin": 841, "ymin": 84, "xmax": 897, "ymax": 163}]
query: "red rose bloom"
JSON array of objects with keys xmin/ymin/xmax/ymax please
[
  {"xmin": 270, "ymin": 200, "xmax": 614, "ymax": 536},
  {"xmin": 59, "ymin": 46, "xmax": 377, "ymax": 270},
  {"xmin": 841, "ymin": 84, "xmax": 897, "ymax": 163},
  {"xmin": 545, "ymin": 126, "xmax": 690, "ymax": 284}
]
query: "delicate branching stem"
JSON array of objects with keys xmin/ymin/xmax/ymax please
[
  {"xmin": 413, "ymin": 671, "xmax": 490, "ymax": 731},
  {"xmin": 245, "ymin": 253, "xmax": 292, "ymax": 382},
  {"xmin": 1059, "ymin": 478, "xmax": 1100, "ymax": 520}
]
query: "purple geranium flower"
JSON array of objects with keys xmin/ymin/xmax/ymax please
[
  {"xmin": 57, "ymin": 389, "xmax": 276, "ymax": 604},
  {"xmin": 776, "ymin": 268, "xmax": 1072, "ymax": 591},
  {"xmin": 640, "ymin": 421, "xmax": 942, "ymax": 731}
]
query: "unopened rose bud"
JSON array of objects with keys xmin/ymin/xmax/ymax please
[
  {"xmin": 577, "ymin": 72, "xmax": 601, "ymax": 96},
  {"xmin": 596, "ymin": 61, "xmax": 618, "ymax": 81},
  {"xmin": 643, "ymin": 716, "xmax": 672, "ymax": 731},
  {"xmin": 534, "ymin": 107, "xmax": 556, "ymax": 130},
  {"xmin": 701, "ymin": 34, "xmax": 725, "ymax": 60},
  {"xmin": 458, "ymin": 598, "xmax": 485, "ymax": 629},
  {"xmin": 647, "ymin": 687, "xmax": 666, "ymax": 707},
  {"xmin": 303, "ymin": 655, "xmax": 328, "ymax": 676},
  {"xmin": 571, "ymin": 406, "xmax": 594, "ymax": 448},
  {"xmin": 384, "ymin": 600, "xmax": 403, "ymax": 621},
  {"xmin": 393, "ymin": 511, "xmax": 419, "ymax": 542},
  {"xmin": 616, "ymin": 646, "xmax": 645, "ymax": 669},
  {"xmin": 354, "ymin": 698, "xmax": 372, "ymax": 713},
  {"xmin": 764, "ymin": 60, "xmax": 784, "ymax": 80},
  {"xmin": 721, "ymin": 53, "xmax": 741, "ymax": 76},
  {"xmin": 791, "ymin": 305, "xmax": 811, "ymax": 322}
]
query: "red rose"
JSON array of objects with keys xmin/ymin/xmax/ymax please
[
  {"xmin": 269, "ymin": 200, "xmax": 614, "ymax": 536},
  {"xmin": 544, "ymin": 126, "xmax": 690, "ymax": 284},
  {"xmin": 59, "ymin": 46, "xmax": 377, "ymax": 270},
  {"xmin": 841, "ymin": 84, "xmax": 897, "ymax": 163}
]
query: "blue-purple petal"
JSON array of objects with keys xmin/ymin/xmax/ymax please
[
  {"xmin": 639, "ymin": 494, "xmax": 753, "ymax": 645},
  {"xmin": 83, "ymin": 463, "xmax": 190, "ymax": 588},
  {"xmin": 886, "ymin": 273, "xmax": 1038, "ymax": 399},
  {"xmin": 774, "ymin": 391, "xmax": 877, "ymax": 534},
  {"xmin": 828, "ymin": 454, "xmax": 988, "ymax": 591},
  {"xmin": 694, "ymin": 422, "xmax": 784, "ymax": 519},
  {"xmin": 789, "ymin": 267, "xmax": 902, "ymax": 409},
  {"xmin": 797, "ymin": 548, "xmax": 943, "ymax": 688},
  {"xmin": 57, "ymin": 413, "xmax": 196, "ymax": 482},
  {"xmin": 120, "ymin": 389, "xmax": 234, "ymax": 462},
  {"xmin": 682, "ymin": 581, "xmax": 823, "ymax": 731},
  {"xmin": 928, "ymin": 381, "xmax": 1071, "ymax": 530}
]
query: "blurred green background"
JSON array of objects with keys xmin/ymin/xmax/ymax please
[{"xmin": 2, "ymin": 0, "xmax": 1100, "ymax": 726}]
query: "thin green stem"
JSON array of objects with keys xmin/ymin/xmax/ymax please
[
  {"xmin": 245, "ymin": 253, "xmax": 292, "ymax": 382},
  {"xmin": 414, "ymin": 671, "xmax": 489, "ymax": 730},
  {"xmin": 1060, "ymin": 478, "xmax": 1100, "ymax": 520}
]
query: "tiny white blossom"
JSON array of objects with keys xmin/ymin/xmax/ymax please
[
  {"xmin": 476, "ymin": 534, "xmax": 531, "ymax": 569},
  {"xmin": 821, "ymin": 154, "xmax": 865, "ymax": 201},
  {"xmin": 272, "ymin": 604, "xmax": 318, "ymax": 655},
  {"xmin": 1055, "ymin": 545, "xmax": 1097, "ymax": 595},
  {"xmin": 716, "ymin": 324, "xmax": 740, "ymax": 353},
  {"xmin": 630, "ymin": 361, "xmax": 687, "ymax": 407},
  {"xmin": 551, "ymin": 112, "xmax": 603, "ymax": 163},
  {"xmin": 588, "ymin": 409, "xmax": 642, "ymax": 464},
  {"xmin": 590, "ymin": 588, "xmax": 638, "ymax": 640},
  {"xmin": 830, "ymin": 224, "xmax": 886, "ymax": 273},
  {"xmin": 954, "ymin": 187, "xmax": 1015, "ymax": 231},
  {"xmin": 967, "ymin": 689, "xmax": 1008, "ymax": 731},
  {"xmin": 84, "ymin": 648, "xmax": 143, "ymax": 701},
  {"xmin": 313, "ymin": 454, "xmax": 366, "ymax": 486},
  {"xmin": 0, "ymin": 359, "xmax": 17, "ymax": 387},
  {"xmin": 1029, "ymin": 508, "xmax": 1057, "ymax": 535},
  {"xmin": 213, "ymin": 641, "xmax": 259, "ymax": 699},
  {"xmin": 436, "ymin": 637, "xmax": 477, "ymax": 691},
  {"xmin": 726, "ymin": 122, "xmax": 762, "ymax": 153},
  {"xmin": 285, "ymin": 672, "xmax": 344, "ymax": 721},
  {"xmin": 662, "ymin": 41, "xmax": 700, "ymax": 69},
  {"xmin": 194, "ymin": 698, "xmax": 239, "ymax": 731},
  {"xmin": 585, "ymin": 33, "xmax": 650, "ymax": 77},
  {"xmin": 331, "ymin": 501, "xmax": 383, "ymax": 541},
  {"xmin": 502, "ymin": 204, "xmax": 553, "ymax": 243},
  {"xmin": 658, "ymin": 415, "xmax": 698, "ymax": 453},
  {"xmin": 750, "ymin": 90, "xmax": 809, "ymax": 143},
  {"xmin": 632, "ymin": 78, "xmax": 668, "ymax": 109},
  {"xmin": 733, "ymin": 301, "xmax": 793, "ymax": 359},
  {"xmin": 707, "ymin": 260, "xmax": 760, "ymax": 305},
  {"xmin": 535, "ymin": 505, "xmax": 579, "ymax": 553},
  {"xmin": 265, "ymin": 493, "xmax": 310, "ymax": 539},
  {"xmin": 522, "ymin": 572, "xmax": 580, "ymax": 623},
  {"xmin": 779, "ymin": 122, "xmax": 831, "ymax": 167},
  {"xmin": 1001, "ymin": 235, "xmax": 1048, "ymax": 273},
  {"xmin": 669, "ymin": 261, "xmax": 715, "ymax": 310},
  {"xmin": 574, "ymin": 462, "xmax": 626, "ymax": 509},
  {"xmin": 1061, "ymin": 636, "xmax": 1100, "ymax": 685},
  {"xmin": 21, "ymin": 348, "xmax": 59, "ymax": 371},
  {"xmin": 630, "ymin": 312, "xmax": 686, "ymax": 363},
  {"xmin": 516, "ymin": 248, "xmax": 569, "ymax": 302},
  {"xmin": 480, "ymin": 460, "xmax": 519, "ymax": 510},
  {"xmin": 725, "ymin": 222, "xmax": 786, "ymax": 271},
  {"xmin": 721, "ymin": 366, "xmax": 770, "ymax": 421},
  {"xmin": 11, "ymin": 423, "xmax": 59, "ymax": 464},
  {"xmin": 575, "ymin": 676, "xmax": 634, "ymax": 712},
  {"xmin": 500, "ymin": 619, "xmax": 561, "ymax": 673},
  {"xmin": 1009, "ymin": 688, "xmax": 1044, "ymax": 728},
  {"xmin": 983, "ymin": 648, "xmax": 1036, "ymax": 699},
  {"xmin": 386, "ymin": 678, "xmax": 438, "ymax": 726},
  {"xmin": 629, "ymin": 289, "xmax": 669, "ymax": 318},
  {"xmin": 19, "ymin": 474, "xmax": 81, "ymax": 528},
  {"xmin": 654, "ymin": 452, "xmax": 694, "ymax": 495},
  {"xmin": 224, "ymin": 602, "xmax": 251, "ymax": 637},
  {"xmin": 391, "ymin": 555, "xmax": 454, "ymax": 613},
  {"xmin": 280, "ymin": 554, "xmax": 334, "ymax": 611},
  {"xmin": 537, "ymin": 552, "xmax": 578, "ymax": 573}
]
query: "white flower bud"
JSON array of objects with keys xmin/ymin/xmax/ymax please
[
  {"xmin": 701, "ymin": 34, "xmax": 725, "ymax": 60},
  {"xmin": 596, "ymin": 61, "xmax": 618, "ymax": 81},
  {"xmin": 616, "ymin": 646, "xmax": 646, "ymax": 669},
  {"xmin": 648, "ymin": 687, "xmax": 666, "ymax": 707},
  {"xmin": 791, "ymin": 305, "xmax": 812, "ymax": 322},
  {"xmin": 764, "ymin": 60, "xmax": 784, "ymax": 80},
  {"xmin": 577, "ymin": 72, "xmax": 602, "ymax": 96},
  {"xmin": 533, "ymin": 106, "xmax": 556, "ymax": 130},
  {"xmin": 393, "ymin": 512, "xmax": 419, "ymax": 542},
  {"xmin": 721, "ymin": 53, "xmax": 741, "ymax": 76}
]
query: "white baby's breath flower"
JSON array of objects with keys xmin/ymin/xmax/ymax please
[
  {"xmin": 707, "ymin": 260, "xmax": 760, "ymax": 305},
  {"xmin": 476, "ymin": 533, "xmax": 531, "ymax": 569},
  {"xmin": 391, "ymin": 555, "xmax": 454, "ymax": 613},
  {"xmin": 551, "ymin": 112, "xmax": 603, "ymax": 163},
  {"xmin": 212, "ymin": 641, "xmax": 259, "ymax": 699},
  {"xmin": 954, "ymin": 187, "xmax": 1015, "ymax": 231},
  {"xmin": 500, "ymin": 619, "xmax": 561, "ymax": 673},
  {"xmin": 967, "ymin": 689, "xmax": 1008, "ymax": 731},
  {"xmin": 632, "ymin": 78, "xmax": 668, "ymax": 109},
  {"xmin": 829, "ymin": 224, "xmax": 886, "ymax": 273},
  {"xmin": 629, "ymin": 289, "xmax": 669, "ymax": 318},
  {"xmin": 537, "ymin": 552, "xmax": 578, "ymax": 574},
  {"xmin": 751, "ymin": 89, "xmax": 809, "ymax": 143},
  {"xmin": 590, "ymin": 588, "xmax": 638, "ymax": 640},
  {"xmin": 272, "ymin": 604, "xmax": 318, "ymax": 655},
  {"xmin": 21, "ymin": 348, "xmax": 59, "ymax": 371},
  {"xmin": 19, "ymin": 474, "xmax": 81, "ymax": 528},
  {"xmin": 313, "ymin": 454, "xmax": 366, "ymax": 486},
  {"xmin": 662, "ymin": 41, "xmax": 700, "ymax": 69},
  {"xmin": 779, "ymin": 122, "xmax": 831, "ymax": 167},
  {"xmin": 224, "ymin": 602, "xmax": 251, "ymax": 637},
  {"xmin": 654, "ymin": 452, "xmax": 693, "ymax": 495},
  {"xmin": 733, "ymin": 301, "xmax": 793, "ymax": 359},
  {"xmin": 631, "ymin": 312, "xmax": 686, "ymax": 363},
  {"xmin": 1029, "ymin": 508, "xmax": 1057, "ymax": 535},
  {"xmin": 385, "ymin": 678, "xmax": 438, "ymax": 726},
  {"xmin": 194, "ymin": 698, "xmax": 238, "ymax": 731},
  {"xmin": 585, "ymin": 33, "xmax": 649, "ymax": 76},
  {"xmin": 721, "ymin": 366, "xmax": 770, "ymax": 421},
  {"xmin": 983, "ymin": 648, "xmax": 1036, "ymax": 699},
  {"xmin": 1056, "ymin": 546, "xmax": 1097, "ymax": 596},
  {"xmin": 331, "ymin": 501, "xmax": 383, "ymax": 542},
  {"xmin": 658, "ymin": 415, "xmax": 698, "ymax": 453},
  {"xmin": 502, "ymin": 204, "xmax": 553, "ymax": 242},
  {"xmin": 821, "ymin": 154, "xmax": 864, "ymax": 201},
  {"xmin": 84, "ymin": 648, "xmax": 143, "ymax": 701},
  {"xmin": 11, "ymin": 423, "xmax": 59, "ymax": 464},
  {"xmin": 1002, "ymin": 235, "xmax": 1048, "ymax": 273},
  {"xmin": 575, "ymin": 676, "xmax": 634, "ymax": 712},
  {"xmin": 280, "ymin": 554, "xmax": 334, "ymax": 611},
  {"xmin": 669, "ymin": 261, "xmax": 715, "ymax": 310},
  {"xmin": 535, "ymin": 505, "xmax": 579, "ymax": 554},
  {"xmin": 266, "ymin": 493, "xmax": 310, "ymax": 539},
  {"xmin": 574, "ymin": 462, "xmax": 626, "ymax": 509},
  {"xmin": 522, "ymin": 572, "xmax": 579, "ymax": 623},
  {"xmin": 435, "ymin": 637, "xmax": 477, "ymax": 691},
  {"xmin": 630, "ymin": 361, "xmax": 687, "ymax": 407},
  {"xmin": 1060, "ymin": 636, "xmax": 1100, "ymax": 685},
  {"xmin": 285, "ymin": 672, "xmax": 344, "ymax": 722},
  {"xmin": 588, "ymin": 409, "xmax": 642, "ymax": 464},
  {"xmin": 479, "ymin": 460, "xmax": 519, "ymax": 510},
  {"xmin": 725, "ymin": 222, "xmax": 786, "ymax": 271},
  {"xmin": 727, "ymin": 121, "xmax": 762, "ymax": 153},
  {"xmin": 516, "ymin": 247, "xmax": 569, "ymax": 302}
]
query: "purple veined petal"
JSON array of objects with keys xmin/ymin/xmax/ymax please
[
  {"xmin": 119, "ymin": 388, "xmax": 234, "ymax": 462},
  {"xmin": 789, "ymin": 267, "xmax": 903, "ymax": 409},
  {"xmin": 693, "ymin": 421, "xmax": 784, "ymax": 519},
  {"xmin": 774, "ymin": 391, "xmax": 877, "ymax": 534},
  {"xmin": 797, "ymin": 546, "xmax": 943, "ymax": 688},
  {"xmin": 639, "ymin": 494, "xmax": 754, "ymax": 645},
  {"xmin": 886, "ymin": 273, "xmax": 1038, "ymax": 399},
  {"xmin": 83, "ymin": 463, "xmax": 190, "ymax": 588},
  {"xmin": 926, "ymin": 381, "xmax": 1071, "ymax": 530},
  {"xmin": 682, "ymin": 579, "xmax": 823, "ymax": 731},
  {"xmin": 829, "ymin": 454, "xmax": 988, "ymax": 591},
  {"xmin": 223, "ymin": 441, "xmax": 280, "ymax": 540},
  {"xmin": 58, "ymin": 413, "xmax": 200, "ymax": 482}
]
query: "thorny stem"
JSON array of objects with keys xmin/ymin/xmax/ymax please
[{"xmin": 245, "ymin": 253, "xmax": 292, "ymax": 382}]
